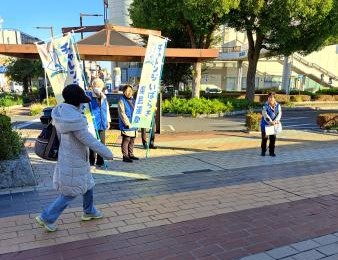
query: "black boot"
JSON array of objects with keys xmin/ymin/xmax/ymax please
[{"xmin": 123, "ymin": 156, "xmax": 133, "ymax": 163}]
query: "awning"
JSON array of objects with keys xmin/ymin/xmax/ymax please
[{"xmin": 0, "ymin": 24, "xmax": 218, "ymax": 63}]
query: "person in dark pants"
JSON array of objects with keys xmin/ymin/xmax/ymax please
[
  {"xmin": 260, "ymin": 92, "xmax": 282, "ymax": 157},
  {"xmin": 141, "ymin": 125, "xmax": 156, "ymax": 149},
  {"xmin": 86, "ymin": 78, "xmax": 111, "ymax": 167},
  {"xmin": 118, "ymin": 85, "xmax": 139, "ymax": 163}
]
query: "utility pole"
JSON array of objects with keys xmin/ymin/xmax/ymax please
[{"xmin": 79, "ymin": 13, "xmax": 103, "ymax": 83}]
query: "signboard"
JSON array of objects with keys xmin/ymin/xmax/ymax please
[
  {"xmin": 131, "ymin": 35, "xmax": 167, "ymax": 128},
  {"xmin": 36, "ymin": 34, "xmax": 97, "ymax": 138}
]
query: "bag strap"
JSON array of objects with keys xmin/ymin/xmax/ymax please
[{"xmin": 44, "ymin": 126, "xmax": 57, "ymax": 157}]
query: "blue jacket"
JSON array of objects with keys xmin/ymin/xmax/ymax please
[
  {"xmin": 86, "ymin": 91, "xmax": 110, "ymax": 130},
  {"xmin": 260, "ymin": 101, "xmax": 281, "ymax": 132},
  {"xmin": 118, "ymin": 95, "xmax": 137, "ymax": 132}
]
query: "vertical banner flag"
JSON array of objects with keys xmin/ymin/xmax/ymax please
[
  {"xmin": 36, "ymin": 33, "xmax": 97, "ymax": 138},
  {"xmin": 131, "ymin": 35, "xmax": 167, "ymax": 128}
]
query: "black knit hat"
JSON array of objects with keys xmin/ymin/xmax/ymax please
[{"xmin": 62, "ymin": 84, "xmax": 91, "ymax": 106}]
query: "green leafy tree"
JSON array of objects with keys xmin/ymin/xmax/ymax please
[
  {"xmin": 5, "ymin": 58, "xmax": 44, "ymax": 94},
  {"xmin": 227, "ymin": 0, "xmax": 337, "ymax": 101},
  {"xmin": 160, "ymin": 28, "xmax": 192, "ymax": 90},
  {"xmin": 130, "ymin": 0, "xmax": 239, "ymax": 98}
]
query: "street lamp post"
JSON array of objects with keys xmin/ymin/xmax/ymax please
[
  {"xmin": 34, "ymin": 26, "xmax": 54, "ymax": 107},
  {"xmin": 34, "ymin": 26, "xmax": 54, "ymax": 38},
  {"xmin": 79, "ymin": 13, "xmax": 103, "ymax": 83}
]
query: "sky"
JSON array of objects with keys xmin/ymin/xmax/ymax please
[{"xmin": 0, "ymin": 0, "xmax": 105, "ymax": 42}]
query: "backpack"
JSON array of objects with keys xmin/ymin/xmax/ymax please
[{"xmin": 34, "ymin": 122, "xmax": 60, "ymax": 161}]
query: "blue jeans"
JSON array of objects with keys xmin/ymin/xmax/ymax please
[{"xmin": 41, "ymin": 188, "xmax": 97, "ymax": 224}]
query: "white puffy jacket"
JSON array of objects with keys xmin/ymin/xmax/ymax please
[{"xmin": 51, "ymin": 103, "xmax": 113, "ymax": 196}]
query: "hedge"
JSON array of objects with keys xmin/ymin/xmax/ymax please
[
  {"xmin": 162, "ymin": 97, "xmax": 259, "ymax": 116},
  {"xmin": 162, "ymin": 97, "xmax": 232, "ymax": 117},
  {"xmin": 245, "ymin": 112, "xmax": 262, "ymax": 131},
  {"xmin": 290, "ymin": 95, "xmax": 311, "ymax": 102},
  {"xmin": 317, "ymin": 113, "xmax": 338, "ymax": 129},
  {"xmin": 0, "ymin": 93, "xmax": 22, "ymax": 107},
  {"xmin": 313, "ymin": 95, "xmax": 338, "ymax": 101},
  {"xmin": 289, "ymin": 90, "xmax": 316, "ymax": 98},
  {"xmin": 30, "ymin": 103, "xmax": 46, "ymax": 116},
  {"xmin": 0, "ymin": 114, "xmax": 23, "ymax": 160},
  {"xmin": 316, "ymin": 88, "xmax": 338, "ymax": 95}
]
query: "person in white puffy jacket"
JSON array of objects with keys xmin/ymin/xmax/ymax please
[{"xmin": 35, "ymin": 84, "xmax": 113, "ymax": 232}]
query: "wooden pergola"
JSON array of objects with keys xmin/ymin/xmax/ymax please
[{"xmin": 0, "ymin": 24, "xmax": 218, "ymax": 63}]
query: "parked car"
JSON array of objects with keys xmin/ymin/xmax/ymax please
[
  {"xmin": 200, "ymin": 84, "xmax": 222, "ymax": 94},
  {"xmin": 205, "ymin": 87, "xmax": 222, "ymax": 94},
  {"xmin": 40, "ymin": 93, "xmax": 123, "ymax": 130}
]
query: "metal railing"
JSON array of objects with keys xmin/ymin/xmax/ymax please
[
  {"xmin": 218, "ymin": 46, "xmax": 241, "ymax": 53},
  {"xmin": 293, "ymin": 54, "xmax": 337, "ymax": 80}
]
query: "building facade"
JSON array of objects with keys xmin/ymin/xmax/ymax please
[
  {"xmin": 105, "ymin": 1, "xmax": 338, "ymax": 91},
  {"xmin": 0, "ymin": 29, "xmax": 40, "ymax": 91}
]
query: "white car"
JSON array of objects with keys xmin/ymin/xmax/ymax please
[
  {"xmin": 205, "ymin": 87, "xmax": 222, "ymax": 94},
  {"xmin": 200, "ymin": 84, "xmax": 222, "ymax": 94},
  {"xmin": 10, "ymin": 82, "xmax": 23, "ymax": 93}
]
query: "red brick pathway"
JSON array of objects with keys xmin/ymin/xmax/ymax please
[{"xmin": 2, "ymin": 193, "xmax": 338, "ymax": 260}]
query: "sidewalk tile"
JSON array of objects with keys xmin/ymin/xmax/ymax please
[
  {"xmin": 317, "ymin": 243, "xmax": 338, "ymax": 256},
  {"xmin": 291, "ymin": 240, "xmax": 321, "ymax": 251},
  {"xmin": 240, "ymin": 252, "xmax": 275, "ymax": 260},
  {"xmin": 292, "ymin": 249, "xmax": 325, "ymax": 260},
  {"xmin": 313, "ymin": 234, "xmax": 338, "ymax": 245},
  {"xmin": 266, "ymin": 246, "xmax": 298, "ymax": 259}
]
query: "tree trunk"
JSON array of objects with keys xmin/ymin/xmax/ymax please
[
  {"xmin": 245, "ymin": 32, "xmax": 263, "ymax": 102},
  {"xmin": 192, "ymin": 61, "xmax": 201, "ymax": 98},
  {"xmin": 23, "ymin": 77, "xmax": 29, "ymax": 94},
  {"xmin": 246, "ymin": 54, "xmax": 258, "ymax": 101}
]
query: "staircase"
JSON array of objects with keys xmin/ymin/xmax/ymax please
[{"xmin": 278, "ymin": 55, "xmax": 337, "ymax": 88}]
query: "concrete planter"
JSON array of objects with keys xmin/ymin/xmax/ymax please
[{"xmin": 0, "ymin": 149, "xmax": 36, "ymax": 189}]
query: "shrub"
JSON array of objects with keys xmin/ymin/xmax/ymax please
[
  {"xmin": 316, "ymin": 88, "xmax": 338, "ymax": 95},
  {"xmin": 290, "ymin": 90, "xmax": 316, "ymax": 98},
  {"xmin": 290, "ymin": 95, "xmax": 311, "ymax": 102},
  {"xmin": 30, "ymin": 103, "xmax": 46, "ymax": 116},
  {"xmin": 42, "ymin": 97, "xmax": 57, "ymax": 106},
  {"xmin": 162, "ymin": 97, "xmax": 232, "ymax": 116},
  {"xmin": 275, "ymin": 94, "xmax": 290, "ymax": 104},
  {"xmin": 316, "ymin": 113, "xmax": 338, "ymax": 129},
  {"xmin": 255, "ymin": 88, "xmax": 286, "ymax": 94},
  {"xmin": 0, "ymin": 114, "xmax": 23, "ymax": 160},
  {"xmin": 314, "ymin": 95, "xmax": 336, "ymax": 101},
  {"xmin": 245, "ymin": 111, "xmax": 262, "ymax": 131},
  {"xmin": 22, "ymin": 91, "xmax": 40, "ymax": 105},
  {"xmin": 226, "ymin": 98, "xmax": 260, "ymax": 110},
  {"xmin": 0, "ymin": 93, "xmax": 23, "ymax": 107}
]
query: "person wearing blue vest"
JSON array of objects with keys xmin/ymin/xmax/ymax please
[
  {"xmin": 86, "ymin": 78, "xmax": 111, "ymax": 167},
  {"xmin": 118, "ymin": 85, "xmax": 139, "ymax": 163},
  {"xmin": 260, "ymin": 92, "xmax": 282, "ymax": 157}
]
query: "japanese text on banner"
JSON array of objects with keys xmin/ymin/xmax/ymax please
[{"xmin": 131, "ymin": 35, "xmax": 167, "ymax": 129}]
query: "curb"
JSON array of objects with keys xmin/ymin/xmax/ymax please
[{"xmin": 323, "ymin": 129, "xmax": 338, "ymax": 133}]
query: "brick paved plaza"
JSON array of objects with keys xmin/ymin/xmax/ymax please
[{"xmin": 0, "ymin": 129, "xmax": 338, "ymax": 259}]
